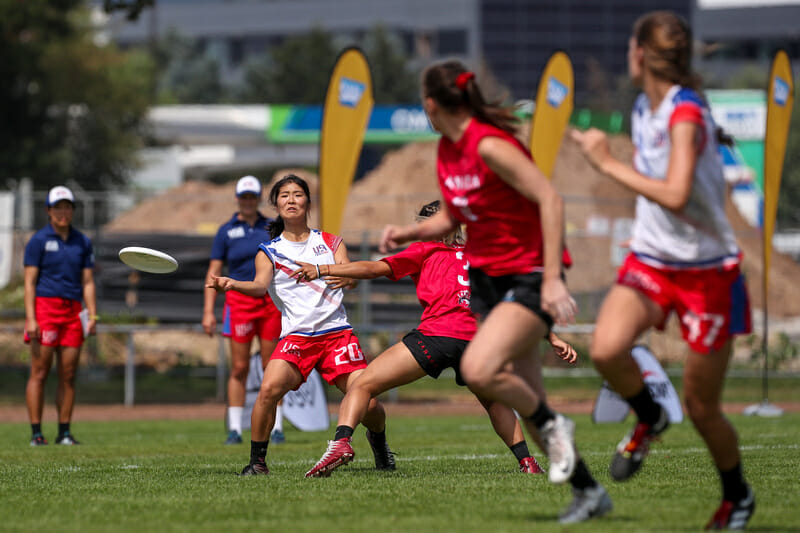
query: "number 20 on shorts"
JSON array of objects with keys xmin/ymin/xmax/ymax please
[{"xmin": 334, "ymin": 342, "xmax": 365, "ymax": 366}]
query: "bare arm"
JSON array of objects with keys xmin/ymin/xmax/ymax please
[
  {"xmin": 24, "ymin": 266, "xmax": 39, "ymax": 339},
  {"xmin": 571, "ymin": 124, "xmax": 697, "ymax": 211},
  {"xmin": 208, "ymin": 251, "xmax": 273, "ymax": 297},
  {"xmin": 202, "ymin": 259, "xmax": 224, "ymax": 336},
  {"xmin": 330, "ymin": 241, "xmax": 359, "ymax": 290},
  {"xmin": 379, "ymin": 207, "xmax": 458, "ymax": 253},
  {"xmin": 82, "ymin": 267, "xmax": 97, "ymax": 335},
  {"xmin": 291, "ymin": 259, "xmax": 393, "ymax": 282}
]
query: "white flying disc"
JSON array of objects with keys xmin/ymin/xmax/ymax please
[{"xmin": 118, "ymin": 246, "xmax": 178, "ymax": 274}]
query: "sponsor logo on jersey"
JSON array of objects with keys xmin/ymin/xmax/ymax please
[
  {"xmin": 45, "ymin": 240, "xmax": 59, "ymax": 252},
  {"xmin": 338, "ymin": 77, "xmax": 365, "ymax": 108},
  {"xmin": 227, "ymin": 226, "xmax": 246, "ymax": 239},
  {"xmin": 546, "ymin": 76, "xmax": 568, "ymax": 108},
  {"xmin": 773, "ymin": 75, "xmax": 789, "ymax": 106},
  {"xmin": 444, "ymin": 174, "xmax": 481, "ymax": 191},
  {"xmin": 457, "ymin": 289, "xmax": 470, "ymax": 308},
  {"xmin": 312, "ymin": 244, "xmax": 328, "ymax": 256}
]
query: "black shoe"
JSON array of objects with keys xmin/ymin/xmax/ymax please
[
  {"xmin": 55, "ymin": 432, "xmax": 80, "ymax": 445},
  {"xmin": 239, "ymin": 461, "xmax": 269, "ymax": 476},
  {"xmin": 705, "ymin": 485, "xmax": 755, "ymax": 530},
  {"xmin": 30, "ymin": 433, "xmax": 48, "ymax": 447},
  {"xmin": 610, "ymin": 406, "xmax": 668, "ymax": 481},
  {"xmin": 366, "ymin": 429, "xmax": 396, "ymax": 471}
]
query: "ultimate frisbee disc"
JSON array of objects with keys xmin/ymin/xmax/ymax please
[{"xmin": 118, "ymin": 246, "xmax": 178, "ymax": 274}]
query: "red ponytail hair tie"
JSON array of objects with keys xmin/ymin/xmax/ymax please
[{"xmin": 455, "ymin": 71, "xmax": 475, "ymax": 90}]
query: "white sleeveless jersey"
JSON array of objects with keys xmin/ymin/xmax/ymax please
[
  {"xmin": 630, "ymin": 85, "xmax": 740, "ymax": 270},
  {"xmin": 258, "ymin": 230, "xmax": 351, "ymax": 338}
]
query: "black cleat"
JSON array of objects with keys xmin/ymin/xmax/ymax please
[
  {"xmin": 610, "ymin": 406, "xmax": 668, "ymax": 481},
  {"xmin": 55, "ymin": 432, "xmax": 80, "ymax": 445},
  {"xmin": 239, "ymin": 461, "xmax": 269, "ymax": 476},
  {"xmin": 705, "ymin": 485, "xmax": 755, "ymax": 530},
  {"xmin": 366, "ymin": 429, "xmax": 396, "ymax": 471},
  {"xmin": 30, "ymin": 433, "xmax": 49, "ymax": 447}
]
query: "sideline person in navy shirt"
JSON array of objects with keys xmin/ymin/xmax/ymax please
[
  {"xmin": 202, "ymin": 176, "xmax": 283, "ymax": 445},
  {"xmin": 23, "ymin": 186, "xmax": 96, "ymax": 446}
]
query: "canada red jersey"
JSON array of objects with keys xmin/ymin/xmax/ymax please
[
  {"xmin": 381, "ymin": 242, "xmax": 476, "ymax": 341},
  {"xmin": 437, "ymin": 119, "xmax": 547, "ymax": 276}
]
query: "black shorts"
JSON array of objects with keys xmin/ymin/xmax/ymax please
[
  {"xmin": 402, "ymin": 329, "xmax": 469, "ymax": 386},
  {"xmin": 468, "ymin": 268, "xmax": 554, "ymax": 331}
]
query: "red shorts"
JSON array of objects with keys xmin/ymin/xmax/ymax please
[
  {"xmin": 222, "ymin": 290, "xmax": 281, "ymax": 343},
  {"xmin": 617, "ymin": 254, "xmax": 752, "ymax": 354},
  {"xmin": 272, "ymin": 329, "xmax": 367, "ymax": 388},
  {"xmin": 31, "ymin": 297, "xmax": 84, "ymax": 348}
]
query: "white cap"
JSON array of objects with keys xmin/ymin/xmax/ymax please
[
  {"xmin": 235, "ymin": 175, "xmax": 262, "ymax": 197},
  {"xmin": 47, "ymin": 186, "xmax": 75, "ymax": 207}
]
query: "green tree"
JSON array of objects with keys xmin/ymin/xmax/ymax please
[
  {"xmin": 252, "ymin": 27, "xmax": 339, "ymax": 104},
  {"xmin": 152, "ymin": 29, "xmax": 224, "ymax": 104},
  {"xmin": 0, "ymin": 1, "xmax": 155, "ymax": 189},
  {"xmin": 362, "ymin": 25, "xmax": 418, "ymax": 104}
]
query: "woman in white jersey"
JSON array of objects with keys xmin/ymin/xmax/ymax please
[
  {"xmin": 572, "ymin": 11, "xmax": 754, "ymax": 530},
  {"xmin": 208, "ymin": 174, "xmax": 392, "ymax": 476}
]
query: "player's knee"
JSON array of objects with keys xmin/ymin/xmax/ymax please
[
  {"xmin": 257, "ymin": 381, "xmax": 283, "ymax": 406},
  {"xmin": 29, "ymin": 367, "xmax": 49, "ymax": 383},
  {"xmin": 684, "ymin": 395, "xmax": 721, "ymax": 427},
  {"xmin": 590, "ymin": 337, "xmax": 626, "ymax": 366},
  {"xmin": 230, "ymin": 363, "xmax": 249, "ymax": 382},
  {"xmin": 460, "ymin": 362, "xmax": 492, "ymax": 393}
]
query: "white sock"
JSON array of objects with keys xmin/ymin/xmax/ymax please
[
  {"xmin": 273, "ymin": 405, "xmax": 283, "ymax": 432},
  {"xmin": 228, "ymin": 406, "xmax": 243, "ymax": 434}
]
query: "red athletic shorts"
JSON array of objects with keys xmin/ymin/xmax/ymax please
[
  {"xmin": 272, "ymin": 329, "xmax": 367, "ymax": 388},
  {"xmin": 617, "ymin": 254, "xmax": 752, "ymax": 354},
  {"xmin": 222, "ymin": 290, "xmax": 281, "ymax": 343},
  {"xmin": 31, "ymin": 297, "xmax": 84, "ymax": 348}
]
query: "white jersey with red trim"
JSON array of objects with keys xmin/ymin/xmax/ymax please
[
  {"xmin": 630, "ymin": 85, "xmax": 740, "ymax": 270},
  {"xmin": 258, "ymin": 230, "xmax": 351, "ymax": 338}
]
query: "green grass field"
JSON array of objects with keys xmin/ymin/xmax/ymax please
[{"xmin": 1, "ymin": 414, "xmax": 798, "ymax": 532}]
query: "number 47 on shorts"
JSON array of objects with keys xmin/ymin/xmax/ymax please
[{"xmin": 681, "ymin": 311, "xmax": 725, "ymax": 351}]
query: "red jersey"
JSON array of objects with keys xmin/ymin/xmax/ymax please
[
  {"xmin": 437, "ymin": 118, "xmax": 547, "ymax": 276},
  {"xmin": 381, "ymin": 241, "xmax": 476, "ymax": 341}
]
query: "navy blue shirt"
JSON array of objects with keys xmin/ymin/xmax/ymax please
[
  {"xmin": 24, "ymin": 224, "xmax": 94, "ymax": 302},
  {"xmin": 210, "ymin": 212, "xmax": 273, "ymax": 281}
]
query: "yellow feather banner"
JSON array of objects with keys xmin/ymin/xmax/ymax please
[
  {"xmin": 763, "ymin": 50, "xmax": 794, "ymax": 286},
  {"xmin": 530, "ymin": 51, "xmax": 574, "ymax": 178},
  {"xmin": 319, "ymin": 47, "xmax": 374, "ymax": 235}
]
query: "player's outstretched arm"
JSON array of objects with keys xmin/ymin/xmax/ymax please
[
  {"xmin": 207, "ymin": 251, "xmax": 274, "ymax": 297},
  {"xmin": 292, "ymin": 260, "xmax": 392, "ymax": 282}
]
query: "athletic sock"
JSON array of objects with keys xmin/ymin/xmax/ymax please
[
  {"xmin": 569, "ymin": 458, "xmax": 598, "ymax": 490},
  {"xmin": 58, "ymin": 423, "xmax": 70, "ymax": 437},
  {"xmin": 625, "ymin": 385, "xmax": 662, "ymax": 427},
  {"xmin": 31, "ymin": 423, "xmax": 42, "ymax": 436},
  {"xmin": 228, "ymin": 407, "xmax": 243, "ymax": 434},
  {"xmin": 527, "ymin": 401, "xmax": 556, "ymax": 430},
  {"xmin": 273, "ymin": 405, "xmax": 284, "ymax": 432},
  {"xmin": 334, "ymin": 425, "xmax": 354, "ymax": 441},
  {"xmin": 250, "ymin": 440, "xmax": 268, "ymax": 464},
  {"xmin": 367, "ymin": 428, "xmax": 387, "ymax": 448},
  {"xmin": 509, "ymin": 441, "xmax": 531, "ymax": 462},
  {"xmin": 719, "ymin": 462, "xmax": 748, "ymax": 502}
]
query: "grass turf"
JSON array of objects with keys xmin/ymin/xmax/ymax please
[{"xmin": 1, "ymin": 414, "xmax": 798, "ymax": 532}]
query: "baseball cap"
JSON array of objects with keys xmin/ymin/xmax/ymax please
[
  {"xmin": 235, "ymin": 175, "xmax": 262, "ymax": 197},
  {"xmin": 47, "ymin": 186, "xmax": 75, "ymax": 207}
]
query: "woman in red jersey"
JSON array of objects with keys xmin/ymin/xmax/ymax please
[
  {"xmin": 572, "ymin": 12, "xmax": 754, "ymax": 530},
  {"xmin": 300, "ymin": 201, "xmax": 577, "ymax": 478},
  {"xmin": 379, "ymin": 61, "xmax": 610, "ymax": 524}
]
